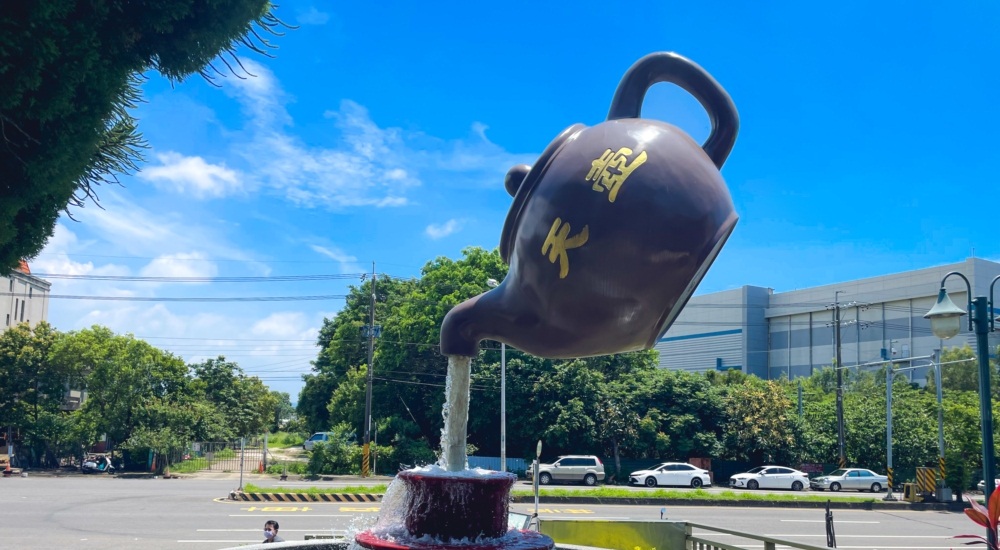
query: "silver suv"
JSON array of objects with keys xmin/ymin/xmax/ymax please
[{"xmin": 535, "ymin": 455, "xmax": 605, "ymax": 486}]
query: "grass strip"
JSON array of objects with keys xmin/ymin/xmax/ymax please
[{"xmin": 242, "ymin": 483, "xmax": 877, "ymax": 503}]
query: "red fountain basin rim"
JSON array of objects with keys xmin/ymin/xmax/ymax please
[{"xmin": 355, "ymin": 529, "xmax": 554, "ymax": 550}]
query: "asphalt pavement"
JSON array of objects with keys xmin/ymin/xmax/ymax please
[{"xmin": 0, "ymin": 474, "xmax": 975, "ymax": 550}]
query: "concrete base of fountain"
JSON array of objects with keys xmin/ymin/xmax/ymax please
[{"xmin": 354, "ymin": 468, "xmax": 554, "ymax": 550}]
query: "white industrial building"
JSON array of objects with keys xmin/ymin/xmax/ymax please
[
  {"xmin": 3, "ymin": 261, "xmax": 51, "ymax": 331},
  {"xmin": 654, "ymin": 257, "xmax": 1000, "ymax": 382}
]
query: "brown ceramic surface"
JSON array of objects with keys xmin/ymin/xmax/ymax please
[{"xmin": 441, "ymin": 52, "xmax": 739, "ymax": 359}]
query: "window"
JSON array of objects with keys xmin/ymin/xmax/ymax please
[
  {"xmin": 8, "ymin": 279, "xmax": 12, "ymax": 292},
  {"xmin": 20, "ymin": 300, "xmax": 25, "ymax": 321},
  {"xmin": 676, "ymin": 464, "xmax": 695, "ymax": 471},
  {"xmin": 848, "ymin": 471, "xmax": 860, "ymax": 477},
  {"xmin": 5, "ymin": 314, "xmax": 8, "ymax": 326},
  {"xmin": 859, "ymin": 471, "xmax": 873, "ymax": 477},
  {"xmin": 28, "ymin": 287, "xmax": 32, "ymax": 298}
]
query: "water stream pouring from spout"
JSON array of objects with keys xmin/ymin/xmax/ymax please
[
  {"xmin": 441, "ymin": 355, "xmax": 472, "ymax": 472},
  {"xmin": 353, "ymin": 353, "xmax": 553, "ymax": 550}
]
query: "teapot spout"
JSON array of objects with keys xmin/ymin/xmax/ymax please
[{"xmin": 440, "ymin": 288, "xmax": 512, "ymax": 357}]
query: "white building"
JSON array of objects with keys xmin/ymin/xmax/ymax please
[
  {"xmin": 3, "ymin": 260, "xmax": 51, "ymax": 330},
  {"xmin": 655, "ymin": 257, "xmax": 1000, "ymax": 383}
]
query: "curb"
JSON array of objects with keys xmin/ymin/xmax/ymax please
[
  {"xmin": 224, "ymin": 492, "xmax": 966, "ymax": 511},
  {"xmin": 509, "ymin": 495, "xmax": 969, "ymax": 511},
  {"xmin": 230, "ymin": 492, "xmax": 381, "ymax": 503}
]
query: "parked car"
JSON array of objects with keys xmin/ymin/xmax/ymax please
[
  {"xmin": 811, "ymin": 468, "xmax": 887, "ymax": 492},
  {"xmin": 977, "ymin": 479, "xmax": 1000, "ymax": 492},
  {"xmin": 730, "ymin": 465, "xmax": 809, "ymax": 491},
  {"xmin": 629, "ymin": 462, "xmax": 712, "ymax": 488},
  {"xmin": 303, "ymin": 432, "xmax": 332, "ymax": 451},
  {"xmin": 533, "ymin": 455, "xmax": 605, "ymax": 486}
]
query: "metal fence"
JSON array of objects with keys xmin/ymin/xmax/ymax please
[{"xmin": 185, "ymin": 439, "xmax": 266, "ymax": 472}]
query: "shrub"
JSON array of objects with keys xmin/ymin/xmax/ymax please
[
  {"xmin": 266, "ymin": 461, "xmax": 308, "ymax": 475},
  {"xmin": 267, "ymin": 432, "xmax": 307, "ymax": 448}
]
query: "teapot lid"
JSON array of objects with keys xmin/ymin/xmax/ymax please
[{"xmin": 499, "ymin": 124, "xmax": 585, "ymax": 263}]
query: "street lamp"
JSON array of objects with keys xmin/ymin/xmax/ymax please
[
  {"xmin": 486, "ymin": 278, "xmax": 506, "ymax": 473},
  {"xmin": 924, "ymin": 271, "xmax": 1000, "ymax": 546}
]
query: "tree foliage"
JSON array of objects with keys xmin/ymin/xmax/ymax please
[
  {"xmin": 1, "ymin": 324, "xmax": 282, "ymax": 468},
  {"xmin": 0, "ymin": 0, "xmax": 287, "ymax": 271}
]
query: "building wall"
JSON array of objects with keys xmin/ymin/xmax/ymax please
[
  {"xmin": 654, "ymin": 258, "xmax": 1000, "ymax": 382},
  {"xmin": 654, "ymin": 286, "xmax": 769, "ymax": 374},
  {"xmin": 3, "ymin": 267, "xmax": 51, "ymax": 331}
]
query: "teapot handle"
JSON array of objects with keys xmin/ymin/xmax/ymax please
[{"xmin": 607, "ymin": 52, "xmax": 739, "ymax": 169}]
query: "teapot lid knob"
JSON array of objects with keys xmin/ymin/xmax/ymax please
[{"xmin": 504, "ymin": 164, "xmax": 531, "ymax": 197}]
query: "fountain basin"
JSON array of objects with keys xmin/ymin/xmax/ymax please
[{"xmin": 355, "ymin": 467, "xmax": 553, "ymax": 550}]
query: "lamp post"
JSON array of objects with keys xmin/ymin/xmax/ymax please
[
  {"xmin": 924, "ymin": 271, "xmax": 1000, "ymax": 546},
  {"xmin": 486, "ymin": 278, "xmax": 507, "ymax": 473}
]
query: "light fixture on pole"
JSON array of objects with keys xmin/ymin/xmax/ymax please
[
  {"xmin": 486, "ymin": 278, "xmax": 507, "ymax": 473},
  {"xmin": 924, "ymin": 271, "xmax": 1000, "ymax": 546}
]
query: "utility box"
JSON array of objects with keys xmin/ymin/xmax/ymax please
[
  {"xmin": 903, "ymin": 483, "xmax": 920, "ymax": 502},
  {"xmin": 937, "ymin": 486, "xmax": 953, "ymax": 502}
]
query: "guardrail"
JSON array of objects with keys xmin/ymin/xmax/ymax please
[
  {"xmin": 538, "ymin": 519, "xmax": 833, "ymax": 550},
  {"xmin": 685, "ymin": 522, "xmax": 831, "ymax": 550}
]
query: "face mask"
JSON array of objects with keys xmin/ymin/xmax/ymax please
[{"xmin": 264, "ymin": 530, "xmax": 275, "ymax": 538}]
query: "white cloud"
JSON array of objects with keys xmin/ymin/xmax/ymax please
[
  {"xmin": 75, "ymin": 192, "xmax": 263, "ymax": 270},
  {"xmin": 209, "ymin": 62, "xmax": 531, "ymax": 210},
  {"xmin": 140, "ymin": 152, "xmax": 243, "ymax": 198},
  {"xmin": 310, "ymin": 244, "xmax": 360, "ymax": 273},
  {"xmin": 251, "ymin": 312, "xmax": 312, "ymax": 339},
  {"xmin": 425, "ymin": 219, "xmax": 463, "ymax": 239},
  {"xmin": 296, "ymin": 6, "xmax": 330, "ymax": 25},
  {"xmin": 140, "ymin": 252, "xmax": 218, "ymax": 280}
]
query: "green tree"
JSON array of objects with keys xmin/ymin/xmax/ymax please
[
  {"xmin": 190, "ymin": 356, "xmax": 277, "ymax": 438},
  {"xmin": 0, "ymin": 322, "xmax": 62, "ymax": 430},
  {"xmin": 0, "ymin": 1, "xmax": 287, "ymax": 271},
  {"xmin": 938, "ymin": 346, "xmax": 980, "ymax": 393},
  {"xmin": 58, "ymin": 327, "xmax": 188, "ymax": 451},
  {"xmin": 269, "ymin": 390, "xmax": 295, "ymax": 433},
  {"xmin": 721, "ymin": 378, "xmax": 800, "ymax": 464}
]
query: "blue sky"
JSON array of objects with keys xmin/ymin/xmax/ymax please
[{"xmin": 33, "ymin": 1, "xmax": 1000, "ymax": 399}]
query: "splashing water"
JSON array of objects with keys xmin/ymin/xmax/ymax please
[{"xmin": 440, "ymin": 355, "xmax": 472, "ymax": 472}]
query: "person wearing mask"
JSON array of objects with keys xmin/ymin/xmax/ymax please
[{"xmin": 263, "ymin": 520, "xmax": 284, "ymax": 543}]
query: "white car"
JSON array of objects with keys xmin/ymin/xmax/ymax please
[
  {"xmin": 811, "ymin": 468, "xmax": 887, "ymax": 492},
  {"xmin": 730, "ymin": 465, "xmax": 809, "ymax": 491},
  {"xmin": 629, "ymin": 462, "xmax": 712, "ymax": 488},
  {"xmin": 303, "ymin": 432, "xmax": 332, "ymax": 451},
  {"xmin": 977, "ymin": 479, "xmax": 1000, "ymax": 492}
]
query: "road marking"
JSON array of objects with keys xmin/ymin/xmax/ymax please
[
  {"xmin": 779, "ymin": 519, "xmax": 880, "ymax": 523},
  {"xmin": 196, "ymin": 529, "xmax": 346, "ymax": 533},
  {"xmin": 228, "ymin": 514, "xmax": 350, "ymax": 517},
  {"xmin": 240, "ymin": 506, "xmax": 313, "ymax": 512},
  {"xmin": 179, "ymin": 540, "xmax": 259, "ymax": 544},
  {"xmin": 702, "ymin": 532, "xmax": 953, "ymax": 539},
  {"xmin": 341, "ymin": 506, "xmax": 380, "ymax": 512}
]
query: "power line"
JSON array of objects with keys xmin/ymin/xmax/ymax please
[
  {"xmin": 33, "ymin": 273, "xmax": 364, "ymax": 283},
  {"xmin": 0, "ymin": 292, "xmax": 347, "ymax": 302}
]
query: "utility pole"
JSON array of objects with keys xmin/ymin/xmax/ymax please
[
  {"xmin": 834, "ymin": 291, "xmax": 846, "ymax": 469},
  {"xmin": 362, "ymin": 262, "xmax": 376, "ymax": 477}
]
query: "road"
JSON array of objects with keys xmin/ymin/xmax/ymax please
[{"xmin": 2, "ymin": 475, "xmax": 974, "ymax": 549}]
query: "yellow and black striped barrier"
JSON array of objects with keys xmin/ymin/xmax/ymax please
[
  {"xmin": 362, "ymin": 443, "xmax": 370, "ymax": 478},
  {"xmin": 886, "ymin": 467, "xmax": 893, "ymax": 491},
  {"xmin": 231, "ymin": 492, "xmax": 381, "ymax": 503},
  {"xmin": 939, "ymin": 457, "xmax": 946, "ymax": 484},
  {"xmin": 916, "ymin": 467, "xmax": 936, "ymax": 495}
]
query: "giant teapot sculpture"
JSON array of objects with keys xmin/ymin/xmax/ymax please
[{"xmin": 441, "ymin": 52, "xmax": 740, "ymax": 359}]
